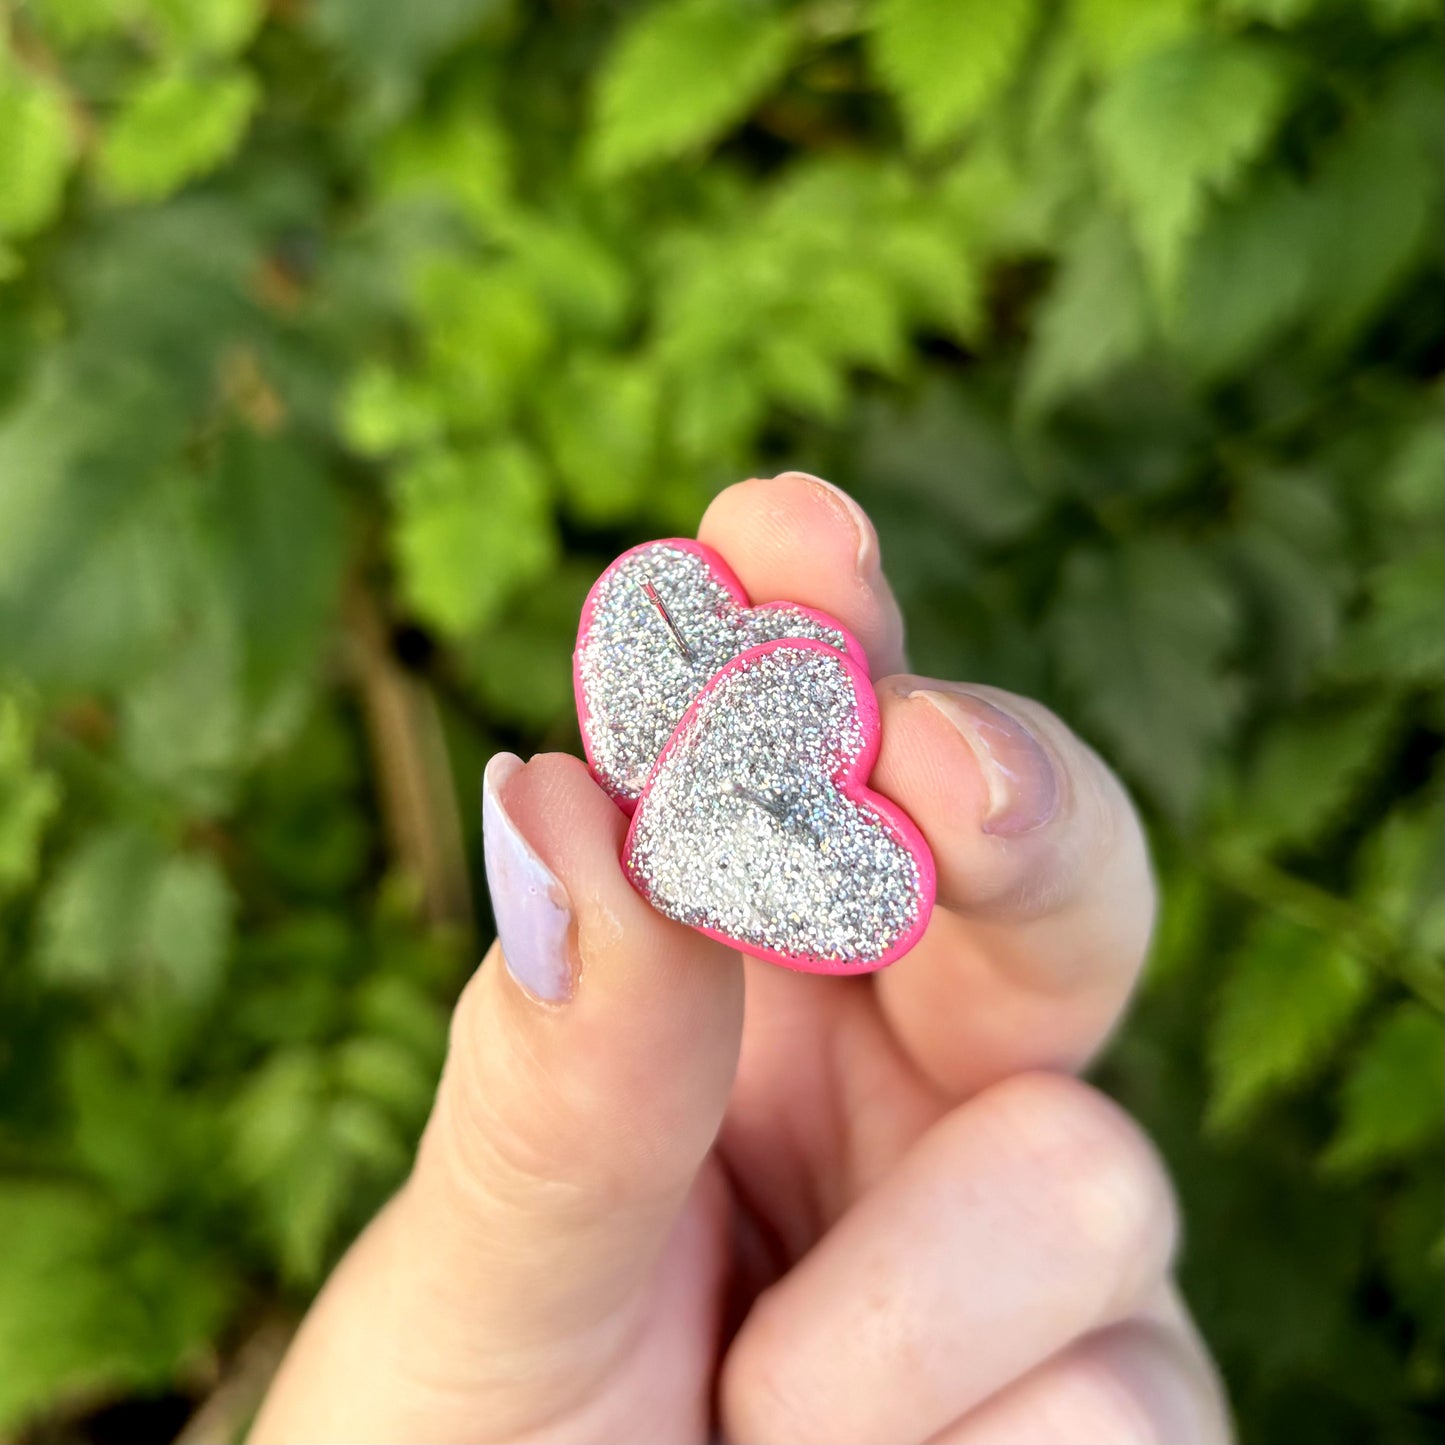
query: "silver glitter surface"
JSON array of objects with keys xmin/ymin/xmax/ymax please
[
  {"xmin": 576, "ymin": 542, "xmax": 849, "ymax": 804},
  {"xmin": 625, "ymin": 645, "xmax": 924, "ymax": 969}
]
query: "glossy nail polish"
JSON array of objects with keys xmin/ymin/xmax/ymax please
[{"xmin": 482, "ymin": 753, "xmax": 575, "ymax": 1002}]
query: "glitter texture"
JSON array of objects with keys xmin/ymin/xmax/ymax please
[
  {"xmin": 575, "ymin": 540, "xmax": 852, "ymax": 806},
  {"xmin": 624, "ymin": 642, "xmax": 929, "ymax": 971}
]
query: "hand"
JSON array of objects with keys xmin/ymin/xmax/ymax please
[{"xmin": 251, "ymin": 473, "xmax": 1231, "ymax": 1444}]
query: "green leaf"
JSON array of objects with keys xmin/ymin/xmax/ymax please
[
  {"xmin": 0, "ymin": 693, "xmax": 60, "ymax": 898},
  {"xmin": 1304, "ymin": 70, "xmax": 1440, "ymax": 349},
  {"xmin": 1219, "ymin": 0, "xmax": 1319, "ymax": 24},
  {"xmin": 459, "ymin": 560, "xmax": 591, "ymax": 728},
  {"xmin": 590, "ymin": 0, "xmax": 799, "ymax": 175},
  {"xmin": 505, "ymin": 215, "xmax": 635, "ymax": 340},
  {"xmin": 1333, "ymin": 544, "xmax": 1445, "ymax": 686},
  {"xmin": 204, "ymin": 430, "xmax": 346, "ymax": 756},
  {"xmin": 229, "ymin": 1046, "xmax": 407, "ymax": 1281},
  {"xmin": 136, "ymin": 852, "xmax": 236, "ymax": 1003},
  {"xmin": 1226, "ymin": 467, "xmax": 1351, "ymax": 698},
  {"xmin": 334, "ymin": 1035, "xmax": 434, "ymax": 1121},
  {"xmin": 98, "ymin": 67, "xmax": 259, "ymax": 201},
  {"xmin": 149, "ymin": 0, "xmax": 266, "ymax": 57},
  {"xmin": 537, "ymin": 353, "xmax": 658, "ymax": 524},
  {"xmin": 1208, "ymin": 917, "xmax": 1371, "ymax": 1131},
  {"xmin": 1167, "ymin": 170, "xmax": 1315, "ymax": 377},
  {"xmin": 1021, "ymin": 211, "xmax": 1151, "ymax": 414},
  {"xmin": 1324, "ymin": 1005, "xmax": 1445, "ymax": 1172},
  {"xmin": 873, "ymin": 0, "xmax": 1040, "ymax": 146},
  {"xmin": 38, "ymin": 827, "xmax": 234, "ymax": 1004},
  {"xmin": 858, "ymin": 379, "xmax": 1043, "ymax": 544},
  {"xmin": 377, "ymin": 103, "xmax": 513, "ymax": 232},
  {"xmin": 229, "ymin": 1049, "xmax": 348, "ymax": 1281},
  {"xmin": 341, "ymin": 362, "xmax": 443, "ymax": 457},
  {"xmin": 393, "ymin": 442, "xmax": 557, "ymax": 636},
  {"xmin": 1050, "ymin": 539, "xmax": 1240, "ymax": 816},
  {"xmin": 120, "ymin": 572, "xmax": 245, "ymax": 814},
  {"xmin": 62, "ymin": 1037, "xmax": 221, "ymax": 1209},
  {"xmin": 1072, "ymin": 0, "xmax": 1198, "ymax": 74},
  {"xmin": 1091, "ymin": 36, "xmax": 1293, "ymax": 299},
  {"xmin": 24, "ymin": 0, "xmax": 142, "ymax": 47},
  {"xmin": 1367, "ymin": 0, "xmax": 1441, "ymax": 31},
  {"xmin": 0, "ymin": 63, "xmax": 79, "ymax": 240},
  {"xmin": 415, "ymin": 255, "xmax": 551, "ymax": 430},
  {"xmin": 1356, "ymin": 791, "xmax": 1445, "ymax": 962},
  {"xmin": 307, "ymin": 0, "xmax": 506, "ymax": 105},
  {"xmin": 1232, "ymin": 697, "xmax": 1398, "ymax": 854},
  {"xmin": 1380, "ymin": 413, "xmax": 1445, "ymax": 528},
  {"xmin": 0, "ymin": 1185, "xmax": 234, "ymax": 1435}
]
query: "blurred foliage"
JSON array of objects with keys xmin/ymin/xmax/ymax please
[{"xmin": 0, "ymin": 0, "xmax": 1440, "ymax": 1438}]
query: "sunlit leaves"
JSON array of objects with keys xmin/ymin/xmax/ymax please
[
  {"xmin": 98, "ymin": 67, "xmax": 259, "ymax": 201},
  {"xmin": 0, "ymin": 62, "xmax": 78, "ymax": 239},
  {"xmin": 393, "ymin": 443, "xmax": 557, "ymax": 636},
  {"xmin": 1209, "ymin": 918, "xmax": 1371, "ymax": 1131},
  {"xmin": 148, "ymin": 0, "xmax": 265, "ymax": 58},
  {"xmin": 591, "ymin": 0, "xmax": 799, "ymax": 174},
  {"xmin": 1356, "ymin": 793, "xmax": 1445, "ymax": 963},
  {"xmin": 1325, "ymin": 1006, "xmax": 1445, "ymax": 1172},
  {"xmin": 1072, "ymin": 0, "xmax": 1198, "ymax": 73},
  {"xmin": 873, "ymin": 0, "xmax": 1040, "ymax": 145},
  {"xmin": 1092, "ymin": 36, "xmax": 1293, "ymax": 298},
  {"xmin": 538, "ymin": 353, "xmax": 659, "ymax": 524}
]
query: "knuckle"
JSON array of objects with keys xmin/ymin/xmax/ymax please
[
  {"xmin": 720, "ymin": 1293, "xmax": 820, "ymax": 1445},
  {"xmin": 423, "ymin": 967, "xmax": 593, "ymax": 1217},
  {"xmin": 1037, "ymin": 1340, "xmax": 1172, "ymax": 1445},
  {"xmin": 988, "ymin": 1073, "xmax": 1179, "ymax": 1307}
]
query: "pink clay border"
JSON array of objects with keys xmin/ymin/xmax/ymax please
[
  {"xmin": 573, "ymin": 537, "xmax": 869, "ymax": 814},
  {"xmin": 620, "ymin": 636, "xmax": 936, "ymax": 975}
]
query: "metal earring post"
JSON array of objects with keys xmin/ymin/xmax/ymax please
[{"xmin": 637, "ymin": 575, "xmax": 694, "ymax": 661}]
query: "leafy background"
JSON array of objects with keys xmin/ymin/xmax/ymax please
[{"xmin": 0, "ymin": 0, "xmax": 1440, "ymax": 1439}]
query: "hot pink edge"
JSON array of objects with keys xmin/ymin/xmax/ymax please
[
  {"xmin": 622, "ymin": 638, "xmax": 937, "ymax": 976},
  {"xmin": 573, "ymin": 538, "xmax": 871, "ymax": 816}
]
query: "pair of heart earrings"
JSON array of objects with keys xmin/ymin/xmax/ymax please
[{"xmin": 573, "ymin": 539, "xmax": 936, "ymax": 974}]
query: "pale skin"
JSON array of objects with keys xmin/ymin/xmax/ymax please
[{"xmin": 251, "ymin": 474, "xmax": 1233, "ymax": 1444}]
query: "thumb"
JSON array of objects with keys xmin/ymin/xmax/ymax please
[{"xmin": 253, "ymin": 752, "xmax": 744, "ymax": 1443}]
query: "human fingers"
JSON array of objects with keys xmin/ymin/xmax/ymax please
[
  {"xmin": 699, "ymin": 473, "xmax": 1153, "ymax": 1098},
  {"xmin": 251, "ymin": 752, "xmax": 744, "ymax": 1444},
  {"xmin": 932, "ymin": 1318, "xmax": 1232, "ymax": 1445},
  {"xmin": 719, "ymin": 1072, "xmax": 1178, "ymax": 1445},
  {"xmin": 697, "ymin": 470, "xmax": 909, "ymax": 676},
  {"xmin": 869, "ymin": 679, "xmax": 1155, "ymax": 1095}
]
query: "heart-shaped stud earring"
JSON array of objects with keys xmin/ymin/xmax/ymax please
[
  {"xmin": 574, "ymin": 539, "xmax": 866, "ymax": 810},
  {"xmin": 622, "ymin": 639, "xmax": 935, "ymax": 973}
]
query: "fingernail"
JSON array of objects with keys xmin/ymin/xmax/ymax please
[
  {"xmin": 482, "ymin": 753, "xmax": 575, "ymax": 1003},
  {"xmin": 908, "ymin": 688, "xmax": 1060, "ymax": 837},
  {"xmin": 785, "ymin": 472, "xmax": 880, "ymax": 577}
]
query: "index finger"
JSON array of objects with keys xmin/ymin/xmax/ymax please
[{"xmin": 698, "ymin": 473, "xmax": 1155, "ymax": 1096}]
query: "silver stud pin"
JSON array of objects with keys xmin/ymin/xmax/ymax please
[{"xmin": 638, "ymin": 574, "xmax": 693, "ymax": 662}]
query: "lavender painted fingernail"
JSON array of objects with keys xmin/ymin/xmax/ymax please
[
  {"xmin": 482, "ymin": 753, "xmax": 574, "ymax": 1002},
  {"xmin": 908, "ymin": 687, "xmax": 1061, "ymax": 837}
]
